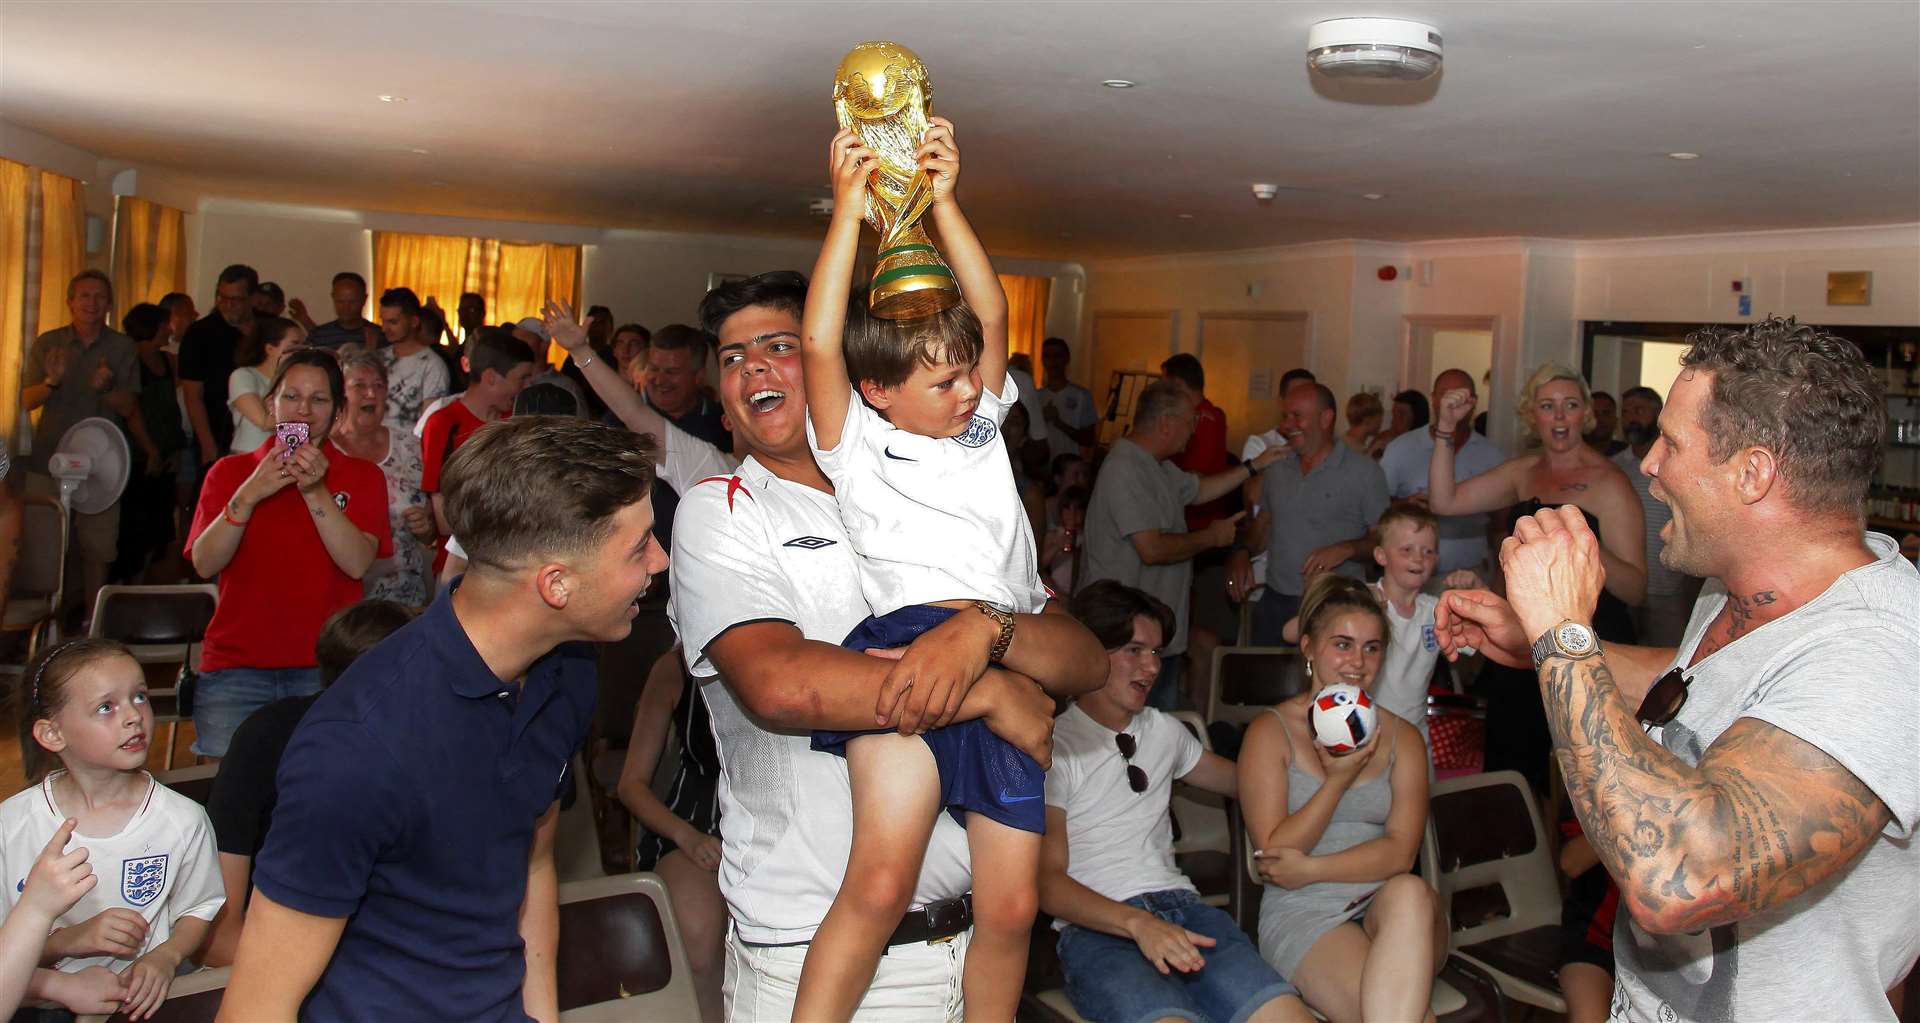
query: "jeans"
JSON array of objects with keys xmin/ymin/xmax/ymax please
[
  {"xmin": 192, "ymin": 666, "xmax": 322, "ymax": 757},
  {"xmin": 1248, "ymin": 590, "xmax": 1301, "ymax": 647},
  {"xmin": 1057, "ymin": 889, "xmax": 1298, "ymax": 1023}
]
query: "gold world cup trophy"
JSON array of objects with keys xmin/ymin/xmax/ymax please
[{"xmin": 833, "ymin": 41, "xmax": 961, "ymax": 320}]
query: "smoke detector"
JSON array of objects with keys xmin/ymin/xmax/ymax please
[
  {"xmin": 1307, "ymin": 18, "xmax": 1443, "ymax": 81},
  {"xmin": 809, "ymin": 197, "xmax": 835, "ymax": 217}
]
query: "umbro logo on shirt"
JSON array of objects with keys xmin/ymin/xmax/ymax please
[{"xmin": 782, "ymin": 536, "xmax": 837, "ymax": 550}]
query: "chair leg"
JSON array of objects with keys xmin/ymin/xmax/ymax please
[{"xmin": 163, "ymin": 721, "xmax": 178, "ymax": 771}]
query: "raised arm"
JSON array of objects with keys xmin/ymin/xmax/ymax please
[
  {"xmin": 542, "ymin": 301, "xmax": 668, "ymax": 439},
  {"xmin": 800, "ymin": 129, "xmax": 875, "ymax": 451},
  {"xmin": 920, "ymin": 118, "xmax": 1008, "ymax": 396},
  {"xmin": 1428, "ymin": 388, "xmax": 1522, "ymax": 515}
]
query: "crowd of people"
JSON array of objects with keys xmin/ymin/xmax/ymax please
[{"xmin": 0, "ymin": 116, "xmax": 1913, "ymax": 1023}]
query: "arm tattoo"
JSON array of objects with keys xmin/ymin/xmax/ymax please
[{"xmin": 1539, "ymin": 655, "xmax": 1889, "ymax": 933}]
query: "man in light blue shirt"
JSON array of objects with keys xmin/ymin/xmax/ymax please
[{"xmin": 1379, "ymin": 369, "xmax": 1507, "ymax": 576}]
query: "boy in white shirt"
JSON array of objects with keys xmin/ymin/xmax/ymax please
[
  {"xmin": 1287, "ymin": 504, "xmax": 1478, "ymax": 750},
  {"xmin": 793, "ymin": 119, "xmax": 1046, "ymax": 1021}
]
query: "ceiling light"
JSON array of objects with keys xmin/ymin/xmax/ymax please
[
  {"xmin": 1177, "ymin": 213, "xmax": 1195, "ymax": 219},
  {"xmin": 1667, "ymin": 152, "xmax": 1701, "ymax": 160},
  {"xmin": 1307, "ymin": 18, "xmax": 1442, "ymax": 81},
  {"xmin": 409, "ymin": 147, "xmax": 430, "ymax": 155},
  {"xmin": 1100, "ymin": 79, "xmax": 1137, "ymax": 89},
  {"xmin": 377, "ymin": 94, "xmax": 407, "ymax": 103},
  {"xmin": 1362, "ymin": 193, "xmax": 1386, "ymax": 200}
]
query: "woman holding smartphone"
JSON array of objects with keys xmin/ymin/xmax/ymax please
[{"xmin": 186, "ymin": 348, "xmax": 392, "ymax": 759}]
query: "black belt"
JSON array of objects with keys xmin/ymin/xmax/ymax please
[{"xmin": 742, "ymin": 893, "xmax": 973, "ymax": 949}]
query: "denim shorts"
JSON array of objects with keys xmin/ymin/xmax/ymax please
[
  {"xmin": 1058, "ymin": 889, "xmax": 1298, "ymax": 1023},
  {"xmin": 191, "ymin": 666, "xmax": 322, "ymax": 757}
]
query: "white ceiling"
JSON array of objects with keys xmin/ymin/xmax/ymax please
[{"xmin": 3, "ymin": 1, "xmax": 1917, "ymax": 260}]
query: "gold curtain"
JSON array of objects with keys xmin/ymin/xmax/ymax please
[
  {"xmin": 998, "ymin": 274, "xmax": 1052, "ymax": 362},
  {"xmin": 110, "ymin": 196, "xmax": 187, "ymax": 321},
  {"xmin": 0, "ymin": 160, "xmax": 30, "ymax": 442},
  {"xmin": 377, "ymin": 232, "xmax": 580, "ymax": 366},
  {"xmin": 373, "ymin": 231, "xmax": 471, "ymax": 316},
  {"xmin": 35, "ymin": 171, "xmax": 85, "ymax": 339}
]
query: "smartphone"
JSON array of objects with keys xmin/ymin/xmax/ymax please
[{"xmin": 275, "ymin": 421, "xmax": 310, "ymax": 461}]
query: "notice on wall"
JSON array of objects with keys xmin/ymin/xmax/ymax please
[{"xmin": 1249, "ymin": 369, "xmax": 1272, "ymax": 401}]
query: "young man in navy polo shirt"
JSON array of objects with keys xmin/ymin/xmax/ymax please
[{"xmin": 218, "ymin": 417, "xmax": 669, "ymax": 1023}]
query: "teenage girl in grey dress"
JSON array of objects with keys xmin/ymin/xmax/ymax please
[{"xmin": 1238, "ymin": 574, "xmax": 1438, "ymax": 1023}]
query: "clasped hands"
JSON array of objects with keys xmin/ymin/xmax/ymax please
[{"xmin": 1434, "ymin": 503, "xmax": 1607, "ymax": 666}]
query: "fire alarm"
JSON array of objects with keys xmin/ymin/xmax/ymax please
[{"xmin": 1377, "ymin": 265, "xmax": 1399, "ymax": 281}]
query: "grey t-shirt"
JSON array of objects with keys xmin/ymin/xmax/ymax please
[
  {"xmin": 1611, "ymin": 447, "xmax": 1685, "ymax": 599},
  {"xmin": 1612, "ymin": 532, "xmax": 1920, "ymax": 1023},
  {"xmin": 1259, "ymin": 441, "xmax": 1388, "ymax": 596},
  {"xmin": 1079, "ymin": 437, "xmax": 1200, "ymax": 654},
  {"xmin": 24, "ymin": 326, "xmax": 141, "ymax": 473},
  {"xmin": 1379, "ymin": 428, "xmax": 1508, "ymax": 574}
]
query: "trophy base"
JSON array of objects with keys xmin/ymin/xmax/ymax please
[{"xmin": 869, "ymin": 275, "xmax": 961, "ymax": 320}]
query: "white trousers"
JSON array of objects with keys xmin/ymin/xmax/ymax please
[{"xmin": 723, "ymin": 925, "xmax": 970, "ymax": 1022}]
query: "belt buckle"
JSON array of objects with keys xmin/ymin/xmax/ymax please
[{"xmin": 922, "ymin": 896, "xmax": 967, "ymax": 941}]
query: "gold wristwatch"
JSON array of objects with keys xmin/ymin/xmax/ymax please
[{"xmin": 974, "ymin": 601, "xmax": 1015, "ymax": 663}]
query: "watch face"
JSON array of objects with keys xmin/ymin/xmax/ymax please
[{"xmin": 1556, "ymin": 622, "xmax": 1597, "ymax": 655}]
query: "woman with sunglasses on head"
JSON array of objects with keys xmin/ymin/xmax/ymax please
[
  {"xmin": 1238, "ymin": 574, "xmax": 1438, "ymax": 1023},
  {"xmin": 1039, "ymin": 581, "xmax": 1313, "ymax": 1023}
]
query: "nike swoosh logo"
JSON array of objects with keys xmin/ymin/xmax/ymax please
[
  {"xmin": 1000, "ymin": 792, "xmax": 1041, "ymax": 803},
  {"xmin": 883, "ymin": 447, "xmax": 916, "ymax": 462}
]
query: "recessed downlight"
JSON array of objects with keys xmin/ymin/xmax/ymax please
[
  {"xmin": 378, "ymin": 94, "xmax": 407, "ymax": 103},
  {"xmin": 1362, "ymin": 193, "xmax": 1386, "ymax": 200},
  {"xmin": 1100, "ymin": 79, "xmax": 1138, "ymax": 89},
  {"xmin": 1177, "ymin": 213, "xmax": 1195, "ymax": 219},
  {"xmin": 409, "ymin": 147, "xmax": 430, "ymax": 155},
  {"xmin": 1667, "ymin": 152, "xmax": 1701, "ymax": 160}
]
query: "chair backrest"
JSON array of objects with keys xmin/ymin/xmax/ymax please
[
  {"xmin": 77, "ymin": 965, "xmax": 230, "ymax": 1023},
  {"xmin": 1424, "ymin": 770, "xmax": 1562, "ymax": 949},
  {"xmin": 556, "ymin": 872, "xmax": 700, "ymax": 1021},
  {"xmin": 13, "ymin": 495, "xmax": 67, "ymax": 601},
  {"xmin": 90, "ymin": 585, "xmax": 219, "ymax": 665},
  {"xmin": 1208, "ymin": 645, "xmax": 1306, "ymax": 724},
  {"xmin": 155, "ymin": 764, "xmax": 220, "ymax": 806}
]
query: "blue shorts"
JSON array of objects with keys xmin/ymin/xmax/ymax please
[
  {"xmin": 812, "ymin": 604, "xmax": 1045, "ymax": 834},
  {"xmin": 1058, "ymin": 889, "xmax": 1299, "ymax": 1023}
]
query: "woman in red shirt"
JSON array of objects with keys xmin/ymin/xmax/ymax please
[{"xmin": 186, "ymin": 348, "xmax": 391, "ymax": 759}]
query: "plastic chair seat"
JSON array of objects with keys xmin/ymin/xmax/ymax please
[{"xmin": 1456, "ymin": 925, "xmax": 1566, "ymax": 999}]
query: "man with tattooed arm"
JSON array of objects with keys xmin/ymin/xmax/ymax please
[{"xmin": 1433, "ymin": 317, "xmax": 1918, "ymax": 1022}]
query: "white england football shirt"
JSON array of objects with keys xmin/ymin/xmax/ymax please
[
  {"xmin": 0, "ymin": 772, "xmax": 224, "ymax": 973},
  {"xmin": 667, "ymin": 456, "xmax": 972, "ymax": 944},
  {"xmin": 808, "ymin": 377, "xmax": 1046, "ymax": 616}
]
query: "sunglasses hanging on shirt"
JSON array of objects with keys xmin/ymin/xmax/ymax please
[
  {"xmin": 1636, "ymin": 667, "xmax": 1692, "ymax": 732},
  {"xmin": 1115, "ymin": 732, "xmax": 1148, "ymax": 794}
]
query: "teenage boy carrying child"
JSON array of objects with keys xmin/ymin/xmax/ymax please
[{"xmin": 791, "ymin": 117, "xmax": 1049, "ymax": 1022}]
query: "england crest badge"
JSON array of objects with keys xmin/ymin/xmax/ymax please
[
  {"xmin": 122, "ymin": 854, "xmax": 168, "ymax": 907},
  {"xmin": 954, "ymin": 415, "xmax": 997, "ymax": 448}
]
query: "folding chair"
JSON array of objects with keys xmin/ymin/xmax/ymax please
[
  {"xmin": 1425, "ymin": 769, "xmax": 1567, "ymax": 1013},
  {"xmin": 76, "ymin": 965, "xmax": 230, "ymax": 1023},
  {"xmin": 1168, "ymin": 710, "xmax": 1233, "ymax": 912},
  {"xmin": 154, "ymin": 763, "xmax": 220, "ymax": 806},
  {"xmin": 2, "ymin": 495, "xmax": 68, "ymax": 672},
  {"xmin": 1208, "ymin": 645, "xmax": 1306, "ymax": 725},
  {"xmin": 89, "ymin": 584, "xmax": 218, "ymax": 769},
  {"xmin": 556, "ymin": 872, "xmax": 700, "ymax": 1021}
]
